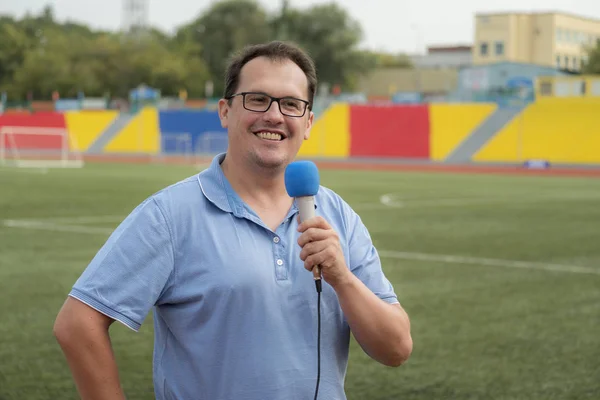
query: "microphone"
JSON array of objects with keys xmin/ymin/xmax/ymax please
[
  {"xmin": 284, "ymin": 160, "xmax": 322, "ymax": 286},
  {"xmin": 285, "ymin": 160, "xmax": 323, "ymax": 400}
]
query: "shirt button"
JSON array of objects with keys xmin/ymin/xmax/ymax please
[
  {"xmin": 276, "ymin": 259, "xmax": 283, "ymax": 266},
  {"xmin": 273, "ymin": 236, "xmax": 280, "ymax": 243}
]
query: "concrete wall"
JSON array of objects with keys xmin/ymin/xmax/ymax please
[
  {"xmin": 2, "ymin": 97, "xmax": 599, "ymax": 165},
  {"xmin": 474, "ymin": 97, "xmax": 600, "ymax": 164}
]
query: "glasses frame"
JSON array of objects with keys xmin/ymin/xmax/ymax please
[{"xmin": 226, "ymin": 91, "xmax": 311, "ymax": 118}]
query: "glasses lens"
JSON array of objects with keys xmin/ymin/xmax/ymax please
[
  {"xmin": 244, "ymin": 93, "xmax": 270, "ymax": 111},
  {"xmin": 279, "ymin": 98, "xmax": 305, "ymax": 116}
]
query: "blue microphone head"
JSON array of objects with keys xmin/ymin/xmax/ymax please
[{"xmin": 284, "ymin": 160, "xmax": 320, "ymax": 197}]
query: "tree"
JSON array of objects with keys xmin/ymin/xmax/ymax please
[
  {"xmin": 367, "ymin": 51, "xmax": 413, "ymax": 69},
  {"xmin": 582, "ymin": 40, "xmax": 600, "ymax": 74},
  {"xmin": 0, "ymin": 20, "xmax": 30, "ymax": 97},
  {"xmin": 271, "ymin": 0, "xmax": 291, "ymax": 40},
  {"xmin": 0, "ymin": 1, "xmax": 379, "ymax": 101},
  {"xmin": 175, "ymin": 0, "xmax": 272, "ymax": 97},
  {"xmin": 85, "ymin": 34, "xmax": 210, "ymax": 98},
  {"xmin": 276, "ymin": 3, "xmax": 375, "ymax": 92}
]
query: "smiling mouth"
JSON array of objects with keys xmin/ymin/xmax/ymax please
[{"xmin": 255, "ymin": 131, "xmax": 284, "ymax": 141}]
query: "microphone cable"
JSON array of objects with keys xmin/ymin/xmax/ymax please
[{"xmin": 313, "ymin": 276, "xmax": 322, "ymax": 400}]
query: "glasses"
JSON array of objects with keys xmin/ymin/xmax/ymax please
[{"xmin": 227, "ymin": 92, "xmax": 310, "ymax": 118}]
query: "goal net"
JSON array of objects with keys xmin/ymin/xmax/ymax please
[
  {"xmin": 154, "ymin": 132, "xmax": 197, "ymax": 165},
  {"xmin": 161, "ymin": 132, "xmax": 193, "ymax": 156},
  {"xmin": 194, "ymin": 132, "xmax": 228, "ymax": 157},
  {"xmin": 0, "ymin": 126, "xmax": 84, "ymax": 169},
  {"xmin": 194, "ymin": 132, "xmax": 228, "ymax": 169}
]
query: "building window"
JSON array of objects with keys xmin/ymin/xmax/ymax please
[
  {"xmin": 480, "ymin": 42, "xmax": 488, "ymax": 56},
  {"xmin": 573, "ymin": 57, "xmax": 578, "ymax": 70},
  {"xmin": 539, "ymin": 81, "xmax": 553, "ymax": 96},
  {"xmin": 495, "ymin": 41, "xmax": 504, "ymax": 56},
  {"xmin": 556, "ymin": 28, "xmax": 562, "ymax": 42},
  {"xmin": 556, "ymin": 55, "xmax": 561, "ymax": 68},
  {"xmin": 565, "ymin": 56, "xmax": 569, "ymax": 69}
]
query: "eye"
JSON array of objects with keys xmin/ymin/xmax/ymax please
[
  {"xmin": 246, "ymin": 94, "xmax": 269, "ymax": 105},
  {"xmin": 282, "ymin": 99, "xmax": 302, "ymax": 110}
]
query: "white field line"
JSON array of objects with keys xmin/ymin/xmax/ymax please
[
  {"xmin": 351, "ymin": 193, "xmax": 600, "ymax": 210},
  {"xmin": 380, "ymin": 194, "xmax": 404, "ymax": 208},
  {"xmin": 0, "ymin": 167, "xmax": 49, "ymax": 175},
  {"xmin": 15, "ymin": 215, "xmax": 125, "ymax": 224},
  {"xmin": 2, "ymin": 219, "xmax": 114, "ymax": 235},
  {"xmin": 354, "ymin": 195, "xmax": 504, "ymax": 210},
  {"xmin": 3, "ymin": 215, "xmax": 597, "ymax": 276},
  {"xmin": 379, "ymin": 250, "xmax": 600, "ymax": 276}
]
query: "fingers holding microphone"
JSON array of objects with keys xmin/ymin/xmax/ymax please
[{"xmin": 297, "ymin": 215, "xmax": 352, "ymax": 289}]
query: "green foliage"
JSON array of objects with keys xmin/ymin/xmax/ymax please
[
  {"xmin": 0, "ymin": 1, "xmax": 411, "ymax": 100},
  {"xmin": 175, "ymin": 0, "xmax": 272, "ymax": 97},
  {"xmin": 273, "ymin": 2, "xmax": 376, "ymax": 91},
  {"xmin": 0, "ymin": 22, "xmax": 30, "ymax": 98},
  {"xmin": 582, "ymin": 39, "xmax": 600, "ymax": 74},
  {"xmin": 368, "ymin": 51, "xmax": 414, "ymax": 69}
]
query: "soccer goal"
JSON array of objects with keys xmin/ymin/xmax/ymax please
[
  {"xmin": 0, "ymin": 126, "xmax": 84, "ymax": 169},
  {"xmin": 154, "ymin": 132, "xmax": 196, "ymax": 165}
]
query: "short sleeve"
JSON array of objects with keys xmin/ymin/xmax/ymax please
[
  {"xmin": 346, "ymin": 209, "xmax": 399, "ymax": 305},
  {"xmin": 69, "ymin": 196, "xmax": 175, "ymax": 331}
]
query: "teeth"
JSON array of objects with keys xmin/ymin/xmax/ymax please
[{"xmin": 256, "ymin": 132, "xmax": 282, "ymax": 141}]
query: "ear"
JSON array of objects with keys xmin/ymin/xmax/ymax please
[
  {"xmin": 303, "ymin": 111, "xmax": 314, "ymax": 141},
  {"xmin": 218, "ymin": 98, "xmax": 230, "ymax": 128}
]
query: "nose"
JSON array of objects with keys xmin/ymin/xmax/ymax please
[{"xmin": 262, "ymin": 100, "xmax": 285, "ymax": 123}]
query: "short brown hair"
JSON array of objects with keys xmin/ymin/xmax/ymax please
[{"xmin": 223, "ymin": 41, "xmax": 317, "ymax": 110}]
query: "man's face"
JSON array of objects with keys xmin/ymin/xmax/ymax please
[{"xmin": 218, "ymin": 56, "xmax": 313, "ymax": 171}]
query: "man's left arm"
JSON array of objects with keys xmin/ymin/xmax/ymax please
[
  {"xmin": 331, "ymin": 272, "xmax": 412, "ymax": 367},
  {"xmin": 297, "ymin": 215, "xmax": 413, "ymax": 367}
]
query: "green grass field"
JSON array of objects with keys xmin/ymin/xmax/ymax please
[{"xmin": 1, "ymin": 161, "xmax": 599, "ymax": 400}]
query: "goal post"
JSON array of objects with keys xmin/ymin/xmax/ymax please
[{"xmin": 0, "ymin": 126, "xmax": 84, "ymax": 169}]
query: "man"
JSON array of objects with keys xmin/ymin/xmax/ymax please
[{"xmin": 53, "ymin": 41, "xmax": 412, "ymax": 400}]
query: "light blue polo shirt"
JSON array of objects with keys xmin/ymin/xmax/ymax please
[{"xmin": 69, "ymin": 153, "xmax": 399, "ymax": 400}]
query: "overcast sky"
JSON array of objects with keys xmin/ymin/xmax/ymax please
[{"xmin": 1, "ymin": 0, "xmax": 599, "ymax": 54}]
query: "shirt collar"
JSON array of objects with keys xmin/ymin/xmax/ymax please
[
  {"xmin": 197, "ymin": 153, "xmax": 241, "ymax": 216},
  {"xmin": 197, "ymin": 153, "xmax": 316, "ymax": 220}
]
